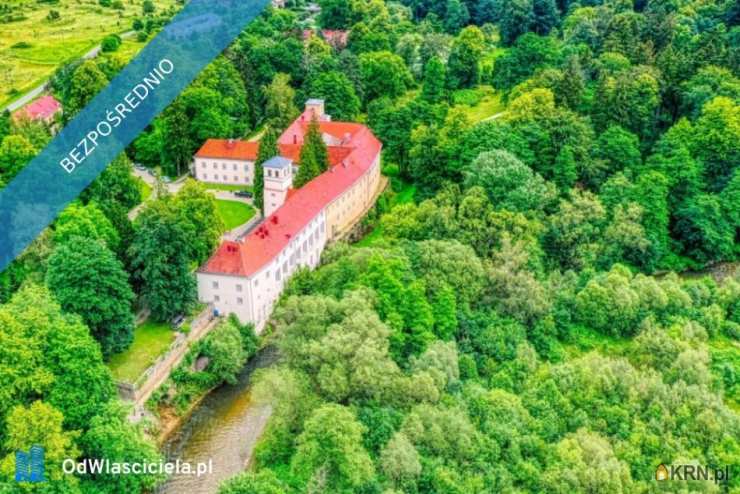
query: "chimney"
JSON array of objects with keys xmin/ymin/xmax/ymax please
[{"xmin": 305, "ymin": 99, "xmax": 325, "ymax": 119}]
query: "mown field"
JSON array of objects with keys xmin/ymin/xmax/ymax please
[{"xmin": 0, "ymin": 0, "xmax": 176, "ymax": 108}]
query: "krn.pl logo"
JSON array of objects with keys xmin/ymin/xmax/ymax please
[{"xmin": 15, "ymin": 445, "xmax": 45, "ymax": 483}]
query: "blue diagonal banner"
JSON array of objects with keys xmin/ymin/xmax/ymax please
[{"xmin": 0, "ymin": 0, "xmax": 269, "ymax": 272}]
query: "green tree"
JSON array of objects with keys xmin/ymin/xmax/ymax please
[
  {"xmin": 444, "ymin": 0, "xmax": 470, "ymax": 34},
  {"xmin": 309, "ymin": 71, "xmax": 361, "ymax": 120},
  {"xmin": 675, "ymin": 194, "xmax": 735, "ymax": 264},
  {"xmin": 0, "ymin": 134, "xmax": 35, "ymax": 185},
  {"xmin": 463, "ymin": 150, "xmax": 556, "ymax": 214},
  {"xmin": 82, "ymin": 154, "xmax": 142, "ymax": 212},
  {"xmin": 319, "ymin": 0, "xmax": 352, "ymax": 29},
  {"xmin": 172, "ymin": 180, "xmax": 224, "ymax": 264},
  {"xmin": 447, "ymin": 26, "xmax": 485, "ymax": 89},
  {"xmin": 0, "ymin": 285, "xmax": 115, "ymax": 430},
  {"xmin": 291, "ymin": 404, "xmax": 375, "ymax": 491},
  {"xmin": 492, "ymin": 33, "xmax": 560, "ymax": 92},
  {"xmin": 65, "ymin": 60, "xmax": 108, "ymax": 117},
  {"xmin": 499, "ymin": 0, "xmax": 535, "ymax": 45},
  {"xmin": 101, "ymin": 34, "xmax": 122, "ymax": 52},
  {"xmin": 691, "ymin": 96, "xmax": 740, "ymax": 192},
  {"xmin": 0, "ymin": 401, "xmax": 80, "ymax": 487},
  {"xmin": 79, "ymin": 402, "xmax": 164, "ymax": 493},
  {"xmin": 130, "ymin": 201, "xmax": 196, "ymax": 321},
  {"xmin": 421, "ymin": 56, "xmax": 447, "ymax": 103},
  {"xmin": 54, "ymin": 202, "xmax": 120, "ymax": 251},
  {"xmin": 294, "ymin": 117, "xmax": 330, "ymax": 188},
  {"xmin": 359, "ymin": 51, "xmax": 414, "ymax": 104},
  {"xmin": 161, "ymin": 98, "xmax": 195, "ymax": 177},
  {"xmin": 46, "ymin": 236, "xmax": 135, "ymax": 357},
  {"xmin": 264, "ymin": 73, "xmax": 299, "ymax": 131},
  {"xmin": 218, "ymin": 469, "xmax": 288, "ymax": 494}
]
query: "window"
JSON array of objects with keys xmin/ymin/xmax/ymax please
[
  {"xmin": 222, "ymin": 163, "xmax": 227, "ymax": 170},
  {"xmin": 203, "ymin": 173, "xmax": 208, "ymax": 180},
  {"xmin": 214, "ymin": 295, "xmax": 220, "ymax": 302},
  {"xmin": 237, "ymin": 297, "xmax": 243, "ymax": 305},
  {"xmin": 201, "ymin": 162, "xmax": 206, "ymax": 168},
  {"xmin": 245, "ymin": 164, "xmax": 249, "ymax": 171},
  {"xmin": 212, "ymin": 281, "xmax": 219, "ymax": 289},
  {"xmin": 233, "ymin": 163, "xmax": 237, "ymax": 171},
  {"xmin": 213, "ymin": 163, "xmax": 217, "ymax": 169},
  {"xmin": 236, "ymin": 284, "xmax": 242, "ymax": 292}
]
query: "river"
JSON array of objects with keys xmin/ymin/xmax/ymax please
[{"xmin": 158, "ymin": 347, "xmax": 278, "ymax": 494}]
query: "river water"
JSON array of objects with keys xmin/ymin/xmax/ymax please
[{"xmin": 158, "ymin": 347, "xmax": 278, "ymax": 494}]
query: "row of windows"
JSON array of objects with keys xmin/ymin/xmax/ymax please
[
  {"xmin": 201, "ymin": 174, "xmax": 250, "ymax": 183},
  {"xmin": 202, "ymin": 161, "xmax": 251, "ymax": 172},
  {"xmin": 213, "ymin": 294, "xmax": 245, "ymax": 305}
]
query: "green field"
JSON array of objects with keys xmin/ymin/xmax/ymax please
[
  {"xmin": 0, "ymin": 0, "xmax": 175, "ymax": 108},
  {"xmin": 108, "ymin": 320, "xmax": 174, "ymax": 383},
  {"xmin": 216, "ymin": 199, "xmax": 256, "ymax": 230},
  {"xmin": 452, "ymin": 85, "xmax": 505, "ymax": 123}
]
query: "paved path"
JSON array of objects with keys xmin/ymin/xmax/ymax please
[{"xmin": 2, "ymin": 31, "xmax": 135, "ymax": 113}]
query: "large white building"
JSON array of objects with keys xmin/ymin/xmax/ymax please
[
  {"xmin": 192, "ymin": 139, "xmax": 259, "ymax": 186},
  {"xmin": 196, "ymin": 101, "xmax": 383, "ymax": 331}
]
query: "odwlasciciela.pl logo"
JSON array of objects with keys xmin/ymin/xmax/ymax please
[
  {"xmin": 656, "ymin": 463, "xmax": 731, "ymax": 484},
  {"xmin": 15, "ymin": 445, "xmax": 45, "ymax": 483}
]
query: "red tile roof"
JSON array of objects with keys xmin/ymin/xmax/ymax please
[
  {"xmin": 16, "ymin": 95, "xmax": 61, "ymax": 121},
  {"xmin": 195, "ymin": 139, "xmax": 259, "ymax": 160},
  {"xmin": 200, "ymin": 112, "xmax": 381, "ymax": 278}
]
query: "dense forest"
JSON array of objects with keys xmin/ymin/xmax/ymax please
[{"xmin": 0, "ymin": 0, "xmax": 738, "ymax": 492}]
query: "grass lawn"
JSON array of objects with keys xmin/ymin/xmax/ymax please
[
  {"xmin": 108, "ymin": 320, "xmax": 175, "ymax": 383},
  {"xmin": 452, "ymin": 85, "xmax": 505, "ymax": 123},
  {"xmin": 206, "ymin": 183, "xmax": 253, "ymax": 193},
  {"xmin": 0, "ymin": 0, "xmax": 178, "ymax": 108},
  {"xmin": 135, "ymin": 177, "xmax": 152, "ymax": 202},
  {"xmin": 216, "ymin": 199, "xmax": 256, "ymax": 230}
]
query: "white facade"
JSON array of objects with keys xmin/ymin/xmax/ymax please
[
  {"xmin": 263, "ymin": 157, "xmax": 294, "ymax": 217},
  {"xmin": 193, "ymin": 157, "xmax": 255, "ymax": 186},
  {"xmin": 197, "ymin": 211, "xmax": 327, "ymax": 332}
]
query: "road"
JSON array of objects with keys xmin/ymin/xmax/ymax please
[
  {"xmin": 130, "ymin": 168, "xmax": 260, "ymax": 241},
  {"xmin": 2, "ymin": 31, "xmax": 136, "ymax": 113}
]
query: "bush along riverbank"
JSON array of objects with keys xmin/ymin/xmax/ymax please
[{"xmin": 146, "ymin": 315, "xmax": 259, "ymax": 442}]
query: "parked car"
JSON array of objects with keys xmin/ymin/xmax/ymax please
[
  {"xmin": 134, "ymin": 163, "xmax": 147, "ymax": 171},
  {"xmin": 171, "ymin": 314, "xmax": 186, "ymax": 329},
  {"xmin": 234, "ymin": 190, "xmax": 253, "ymax": 198}
]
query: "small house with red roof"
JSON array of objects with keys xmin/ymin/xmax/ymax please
[
  {"xmin": 196, "ymin": 99, "xmax": 383, "ymax": 331},
  {"xmin": 193, "ymin": 139, "xmax": 260, "ymax": 186},
  {"xmin": 15, "ymin": 95, "xmax": 61, "ymax": 125}
]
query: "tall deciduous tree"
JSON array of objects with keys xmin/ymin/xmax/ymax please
[
  {"xmin": 0, "ymin": 135, "xmax": 35, "ymax": 186},
  {"xmin": 447, "ymin": 26, "xmax": 485, "ymax": 89},
  {"xmin": 359, "ymin": 51, "xmax": 414, "ymax": 104},
  {"xmin": 421, "ymin": 56, "xmax": 447, "ymax": 103},
  {"xmin": 291, "ymin": 404, "xmax": 375, "ymax": 491},
  {"xmin": 309, "ymin": 71, "xmax": 361, "ymax": 121},
  {"xmin": 130, "ymin": 200, "xmax": 196, "ymax": 321},
  {"xmin": 264, "ymin": 73, "xmax": 299, "ymax": 131},
  {"xmin": 172, "ymin": 180, "xmax": 224, "ymax": 264},
  {"xmin": 46, "ymin": 236, "xmax": 135, "ymax": 357}
]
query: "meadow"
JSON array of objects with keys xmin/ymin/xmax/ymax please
[{"xmin": 0, "ymin": 0, "xmax": 176, "ymax": 108}]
